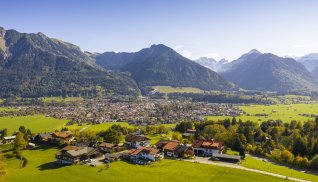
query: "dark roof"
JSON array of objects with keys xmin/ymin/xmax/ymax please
[
  {"xmin": 176, "ymin": 145, "xmax": 190, "ymax": 153},
  {"xmin": 105, "ymin": 153, "xmax": 121, "ymax": 159}
]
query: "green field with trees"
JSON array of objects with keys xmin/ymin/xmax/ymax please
[
  {"xmin": 206, "ymin": 104, "xmax": 318, "ymax": 123},
  {"xmin": 0, "ymin": 144, "xmax": 287, "ymax": 182}
]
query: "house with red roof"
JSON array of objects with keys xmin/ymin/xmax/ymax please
[
  {"xmin": 156, "ymin": 140, "xmax": 194, "ymax": 158},
  {"xmin": 192, "ymin": 139, "xmax": 223, "ymax": 156},
  {"xmin": 52, "ymin": 131, "xmax": 73, "ymax": 144}
]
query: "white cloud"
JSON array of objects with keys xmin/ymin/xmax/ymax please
[{"xmin": 173, "ymin": 45, "xmax": 192, "ymax": 59}]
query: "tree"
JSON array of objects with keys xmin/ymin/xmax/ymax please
[
  {"xmin": 172, "ymin": 132, "xmax": 182, "ymax": 141},
  {"xmin": 280, "ymin": 150, "xmax": 294, "ymax": 164},
  {"xmin": 223, "ymin": 119, "xmax": 231, "ymax": 129},
  {"xmin": 310, "ymin": 155, "xmax": 318, "ymax": 170},
  {"xmin": 175, "ymin": 121, "xmax": 193, "ymax": 133},
  {"xmin": 201, "ymin": 124, "xmax": 228, "ymax": 141},
  {"xmin": 292, "ymin": 137, "xmax": 307, "ymax": 157},
  {"xmin": 231, "ymin": 117, "xmax": 237, "ymax": 125},
  {"xmin": 101, "ymin": 128, "xmax": 123, "ymax": 144},
  {"xmin": 13, "ymin": 132, "xmax": 27, "ymax": 168},
  {"xmin": 231, "ymin": 136, "xmax": 243, "ymax": 152}
]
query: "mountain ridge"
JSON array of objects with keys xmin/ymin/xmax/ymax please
[
  {"xmin": 95, "ymin": 44, "xmax": 237, "ymax": 91},
  {"xmin": 0, "ymin": 27, "xmax": 140, "ymax": 97}
]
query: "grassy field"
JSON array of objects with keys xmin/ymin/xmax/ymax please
[
  {"xmin": 0, "ymin": 108, "xmax": 19, "ymax": 112},
  {"xmin": 0, "ymin": 115, "xmax": 68, "ymax": 135},
  {"xmin": 40, "ymin": 97, "xmax": 83, "ymax": 103},
  {"xmin": 0, "ymin": 145, "xmax": 287, "ymax": 182},
  {"xmin": 66, "ymin": 122, "xmax": 134, "ymax": 132},
  {"xmin": 152, "ymin": 86, "xmax": 204, "ymax": 93},
  {"xmin": 206, "ymin": 104, "xmax": 318, "ymax": 123},
  {"xmin": 242, "ymin": 156, "xmax": 318, "ymax": 181}
]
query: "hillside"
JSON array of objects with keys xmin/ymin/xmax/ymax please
[
  {"xmin": 95, "ymin": 44, "xmax": 236, "ymax": 91},
  {"xmin": 298, "ymin": 53, "xmax": 318, "ymax": 72},
  {"xmin": 221, "ymin": 50, "xmax": 317, "ymax": 92},
  {"xmin": 312, "ymin": 67, "xmax": 318, "ymax": 80},
  {"xmin": 0, "ymin": 27, "xmax": 140, "ymax": 97}
]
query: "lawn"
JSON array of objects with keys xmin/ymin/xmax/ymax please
[
  {"xmin": 0, "ymin": 145, "xmax": 287, "ymax": 182},
  {"xmin": 0, "ymin": 115, "xmax": 68, "ymax": 135},
  {"xmin": 242, "ymin": 156, "xmax": 318, "ymax": 181},
  {"xmin": 152, "ymin": 86, "xmax": 204, "ymax": 93},
  {"xmin": 206, "ymin": 104, "xmax": 318, "ymax": 123}
]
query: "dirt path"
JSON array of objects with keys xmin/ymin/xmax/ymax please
[
  {"xmin": 184, "ymin": 157, "xmax": 310, "ymax": 182},
  {"xmin": 79, "ymin": 125, "xmax": 90, "ymax": 132}
]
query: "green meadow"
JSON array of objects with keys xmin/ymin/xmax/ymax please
[
  {"xmin": 40, "ymin": 97, "xmax": 84, "ymax": 103},
  {"xmin": 152, "ymin": 86, "xmax": 204, "ymax": 93},
  {"xmin": 242, "ymin": 156, "xmax": 318, "ymax": 182},
  {"xmin": 0, "ymin": 145, "xmax": 287, "ymax": 182},
  {"xmin": 66, "ymin": 122, "xmax": 134, "ymax": 132},
  {"xmin": 206, "ymin": 104, "xmax": 318, "ymax": 123},
  {"xmin": 0, "ymin": 115, "xmax": 68, "ymax": 135}
]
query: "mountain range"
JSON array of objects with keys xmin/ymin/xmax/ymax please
[
  {"xmin": 94, "ymin": 44, "xmax": 236, "ymax": 91},
  {"xmin": 220, "ymin": 50, "xmax": 317, "ymax": 92},
  {"xmin": 0, "ymin": 27, "xmax": 140, "ymax": 97},
  {"xmin": 0, "ymin": 26, "xmax": 317, "ymax": 97}
]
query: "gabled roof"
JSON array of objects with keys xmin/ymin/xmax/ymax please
[
  {"xmin": 176, "ymin": 145, "xmax": 190, "ymax": 153},
  {"xmin": 99, "ymin": 142, "xmax": 115, "ymax": 148},
  {"xmin": 53, "ymin": 131, "xmax": 72, "ymax": 139},
  {"xmin": 66, "ymin": 147, "xmax": 96, "ymax": 157},
  {"xmin": 62, "ymin": 145, "xmax": 81, "ymax": 151},
  {"xmin": 155, "ymin": 140, "xmax": 168, "ymax": 148},
  {"xmin": 162, "ymin": 141, "xmax": 181, "ymax": 151},
  {"xmin": 129, "ymin": 147, "xmax": 159, "ymax": 155},
  {"xmin": 192, "ymin": 140, "xmax": 222, "ymax": 149}
]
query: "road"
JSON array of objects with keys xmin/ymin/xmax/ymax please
[{"xmin": 184, "ymin": 157, "xmax": 310, "ymax": 182}]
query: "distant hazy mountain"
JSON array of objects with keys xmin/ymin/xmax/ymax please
[
  {"xmin": 0, "ymin": 27, "xmax": 140, "ymax": 97},
  {"xmin": 95, "ymin": 44, "xmax": 236, "ymax": 91},
  {"xmin": 298, "ymin": 53, "xmax": 318, "ymax": 72},
  {"xmin": 193, "ymin": 57, "xmax": 229, "ymax": 72},
  {"xmin": 221, "ymin": 50, "xmax": 317, "ymax": 92},
  {"xmin": 312, "ymin": 67, "xmax": 318, "ymax": 80}
]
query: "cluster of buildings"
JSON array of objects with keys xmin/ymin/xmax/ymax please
[{"xmin": 10, "ymin": 99, "xmax": 242, "ymax": 126}]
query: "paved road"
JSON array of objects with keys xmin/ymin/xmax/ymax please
[{"xmin": 184, "ymin": 157, "xmax": 310, "ymax": 182}]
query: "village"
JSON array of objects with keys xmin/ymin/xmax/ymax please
[
  {"xmin": 0, "ymin": 98, "xmax": 243, "ymax": 126},
  {"xmin": 2, "ymin": 128, "xmax": 241, "ymax": 168}
]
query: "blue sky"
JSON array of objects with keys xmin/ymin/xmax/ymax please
[{"xmin": 1, "ymin": 0, "xmax": 318, "ymax": 60}]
